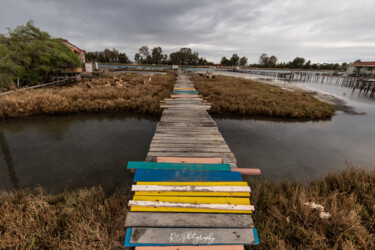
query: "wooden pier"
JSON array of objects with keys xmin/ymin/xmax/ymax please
[{"xmin": 124, "ymin": 72, "xmax": 261, "ymax": 248}]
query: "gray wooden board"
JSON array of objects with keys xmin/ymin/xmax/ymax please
[
  {"xmin": 147, "ymin": 152, "xmax": 236, "ymax": 158},
  {"xmin": 150, "ymin": 144, "xmax": 229, "ymax": 148},
  {"xmin": 149, "ymin": 148, "xmax": 232, "ymax": 153},
  {"xmin": 125, "ymin": 212, "xmax": 254, "ymax": 228},
  {"xmin": 129, "ymin": 227, "xmax": 257, "ymax": 245}
]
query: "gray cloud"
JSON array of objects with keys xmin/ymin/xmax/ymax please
[{"xmin": 1, "ymin": 0, "xmax": 374, "ymax": 63}]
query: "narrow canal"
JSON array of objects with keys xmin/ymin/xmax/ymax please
[{"xmin": 1, "ymin": 71, "xmax": 374, "ymax": 192}]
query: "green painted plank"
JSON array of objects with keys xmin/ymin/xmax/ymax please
[{"xmin": 127, "ymin": 161, "xmax": 231, "ymax": 171}]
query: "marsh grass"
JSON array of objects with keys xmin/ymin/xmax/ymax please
[
  {"xmin": 193, "ymin": 75, "xmax": 335, "ymax": 120},
  {"xmin": 0, "ymin": 167, "xmax": 373, "ymax": 249},
  {"xmin": 0, "ymin": 73, "xmax": 175, "ymax": 118},
  {"xmin": 248, "ymin": 167, "xmax": 375, "ymax": 249}
]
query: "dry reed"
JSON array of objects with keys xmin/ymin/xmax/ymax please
[
  {"xmin": 193, "ymin": 75, "xmax": 335, "ymax": 120},
  {"xmin": 0, "ymin": 167, "xmax": 373, "ymax": 249},
  {"xmin": 0, "ymin": 73, "xmax": 175, "ymax": 118}
]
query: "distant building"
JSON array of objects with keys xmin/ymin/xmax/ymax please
[
  {"xmin": 347, "ymin": 62, "xmax": 375, "ymax": 77},
  {"xmin": 171, "ymin": 65, "xmax": 179, "ymax": 70},
  {"xmin": 62, "ymin": 39, "xmax": 85, "ymax": 72}
]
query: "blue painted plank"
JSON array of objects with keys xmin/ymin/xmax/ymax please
[
  {"xmin": 133, "ymin": 169, "xmax": 242, "ymax": 182},
  {"xmin": 173, "ymin": 90, "xmax": 199, "ymax": 94},
  {"xmin": 127, "ymin": 161, "xmax": 231, "ymax": 171},
  {"xmin": 124, "ymin": 228, "xmax": 260, "ymax": 247}
]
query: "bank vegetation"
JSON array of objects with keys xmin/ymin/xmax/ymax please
[
  {"xmin": 0, "ymin": 167, "xmax": 373, "ymax": 249},
  {"xmin": 0, "ymin": 72, "xmax": 175, "ymax": 118},
  {"xmin": 193, "ymin": 75, "xmax": 335, "ymax": 120}
]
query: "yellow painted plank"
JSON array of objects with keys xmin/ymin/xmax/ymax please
[
  {"xmin": 134, "ymin": 191, "xmax": 250, "ymax": 197},
  {"xmin": 174, "ymin": 87, "xmax": 196, "ymax": 90},
  {"xmin": 137, "ymin": 182, "xmax": 248, "ymax": 186},
  {"xmin": 132, "ymin": 195, "xmax": 250, "ymax": 205},
  {"xmin": 130, "ymin": 206, "xmax": 251, "ymax": 213}
]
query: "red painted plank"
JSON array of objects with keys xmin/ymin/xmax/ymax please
[
  {"xmin": 157, "ymin": 157, "xmax": 223, "ymax": 164},
  {"xmin": 231, "ymin": 168, "xmax": 261, "ymax": 175}
]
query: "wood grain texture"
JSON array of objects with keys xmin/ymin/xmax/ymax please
[
  {"xmin": 127, "ymin": 161, "xmax": 231, "ymax": 171},
  {"xmin": 131, "ymin": 185, "xmax": 251, "ymax": 192},
  {"xmin": 124, "ymin": 228, "xmax": 259, "ymax": 246},
  {"xmin": 135, "ymin": 246, "xmax": 244, "ymax": 250},
  {"xmin": 125, "ymin": 212, "xmax": 254, "ymax": 228},
  {"xmin": 157, "ymin": 157, "xmax": 223, "ymax": 164},
  {"xmin": 133, "ymin": 169, "xmax": 242, "ymax": 182}
]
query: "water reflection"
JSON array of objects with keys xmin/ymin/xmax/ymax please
[
  {"xmin": 0, "ymin": 113, "xmax": 158, "ymax": 193},
  {"xmin": 0, "ymin": 130, "xmax": 19, "ymax": 189}
]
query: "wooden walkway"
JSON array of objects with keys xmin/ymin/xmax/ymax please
[{"xmin": 124, "ymin": 72, "xmax": 260, "ymax": 248}]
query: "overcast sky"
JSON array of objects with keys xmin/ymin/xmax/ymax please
[{"xmin": 1, "ymin": 0, "xmax": 375, "ymax": 64}]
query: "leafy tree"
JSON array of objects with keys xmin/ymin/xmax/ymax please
[
  {"xmin": 0, "ymin": 21, "xmax": 80, "ymax": 87},
  {"xmin": 134, "ymin": 53, "xmax": 141, "ymax": 63},
  {"xmin": 198, "ymin": 57, "xmax": 208, "ymax": 66},
  {"xmin": 259, "ymin": 53, "xmax": 269, "ymax": 66},
  {"xmin": 118, "ymin": 53, "xmax": 130, "ymax": 64},
  {"xmin": 239, "ymin": 56, "xmax": 248, "ymax": 66},
  {"xmin": 230, "ymin": 54, "xmax": 240, "ymax": 66},
  {"xmin": 269, "ymin": 56, "xmax": 278, "ymax": 68},
  {"xmin": 139, "ymin": 45, "xmax": 150, "ymax": 63},
  {"xmin": 151, "ymin": 47, "xmax": 164, "ymax": 64},
  {"xmin": 220, "ymin": 57, "xmax": 230, "ymax": 66},
  {"xmin": 291, "ymin": 57, "xmax": 306, "ymax": 68},
  {"xmin": 168, "ymin": 48, "xmax": 200, "ymax": 65}
]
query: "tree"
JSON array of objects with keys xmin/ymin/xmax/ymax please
[
  {"xmin": 269, "ymin": 56, "xmax": 278, "ymax": 68},
  {"xmin": 239, "ymin": 56, "xmax": 248, "ymax": 66},
  {"xmin": 259, "ymin": 53, "xmax": 269, "ymax": 66},
  {"xmin": 118, "ymin": 53, "xmax": 130, "ymax": 64},
  {"xmin": 220, "ymin": 57, "xmax": 230, "ymax": 66},
  {"xmin": 230, "ymin": 54, "xmax": 240, "ymax": 66},
  {"xmin": 168, "ymin": 48, "xmax": 200, "ymax": 65},
  {"xmin": 291, "ymin": 57, "xmax": 306, "ymax": 68},
  {"xmin": 139, "ymin": 45, "xmax": 150, "ymax": 63},
  {"xmin": 151, "ymin": 47, "xmax": 164, "ymax": 64},
  {"xmin": 0, "ymin": 21, "xmax": 80, "ymax": 87},
  {"xmin": 134, "ymin": 53, "xmax": 141, "ymax": 63}
]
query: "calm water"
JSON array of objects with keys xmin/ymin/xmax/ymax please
[
  {"xmin": 214, "ymin": 71, "xmax": 375, "ymax": 182},
  {"xmin": 0, "ymin": 113, "xmax": 158, "ymax": 193},
  {"xmin": 1, "ymin": 72, "xmax": 374, "ymax": 192}
]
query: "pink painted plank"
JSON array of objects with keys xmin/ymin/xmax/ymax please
[
  {"xmin": 136, "ymin": 245, "xmax": 244, "ymax": 250},
  {"xmin": 231, "ymin": 168, "xmax": 261, "ymax": 175},
  {"xmin": 157, "ymin": 157, "xmax": 223, "ymax": 164}
]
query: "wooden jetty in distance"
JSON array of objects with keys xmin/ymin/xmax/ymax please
[
  {"xmin": 237, "ymin": 70, "xmax": 375, "ymax": 96},
  {"xmin": 123, "ymin": 71, "xmax": 261, "ymax": 248}
]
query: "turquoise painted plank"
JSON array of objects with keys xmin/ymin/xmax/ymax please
[
  {"xmin": 173, "ymin": 90, "xmax": 199, "ymax": 94},
  {"xmin": 124, "ymin": 227, "xmax": 260, "ymax": 247},
  {"xmin": 127, "ymin": 161, "xmax": 231, "ymax": 171},
  {"xmin": 133, "ymin": 169, "xmax": 242, "ymax": 182}
]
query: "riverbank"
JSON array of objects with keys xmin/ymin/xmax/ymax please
[
  {"xmin": 0, "ymin": 167, "xmax": 373, "ymax": 249},
  {"xmin": 0, "ymin": 72, "xmax": 175, "ymax": 118},
  {"xmin": 193, "ymin": 75, "xmax": 335, "ymax": 120}
]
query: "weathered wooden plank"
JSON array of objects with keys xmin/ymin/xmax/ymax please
[
  {"xmin": 124, "ymin": 228, "xmax": 259, "ymax": 246},
  {"xmin": 135, "ymin": 246, "xmax": 244, "ymax": 250},
  {"xmin": 150, "ymin": 144, "xmax": 228, "ymax": 148},
  {"xmin": 125, "ymin": 212, "xmax": 254, "ymax": 228},
  {"xmin": 149, "ymin": 147, "xmax": 230, "ymax": 153},
  {"xmin": 157, "ymin": 157, "xmax": 223, "ymax": 164},
  {"xmin": 231, "ymin": 168, "xmax": 262, "ymax": 175},
  {"xmin": 134, "ymin": 191, "xmax": 249, "ymax": 197},
  {"xmin": 128, "ymin": 200, "xmax": 254, "ymax": 211},
  {"xmin": 136, "ymin": 181, "xmax": 248, "ymax": 186},
  {"xmin": 146, "ymin": 152, "xmax": 236, "ymax": 158},
  {"xmin": 131, "ymin": 185, "xmax": 251, "ymax": 192},
  {"xmin": 133, "ymin": 169, "xmax": 242, "ymax": 182},
  {"xmin": 127, "ymin": 161, "xmax": 231, "ymax": 171}
]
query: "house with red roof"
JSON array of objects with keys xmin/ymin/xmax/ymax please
[{"xmin": 347, "ymin": 61, "xmax": 375, "ymax": 77}]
